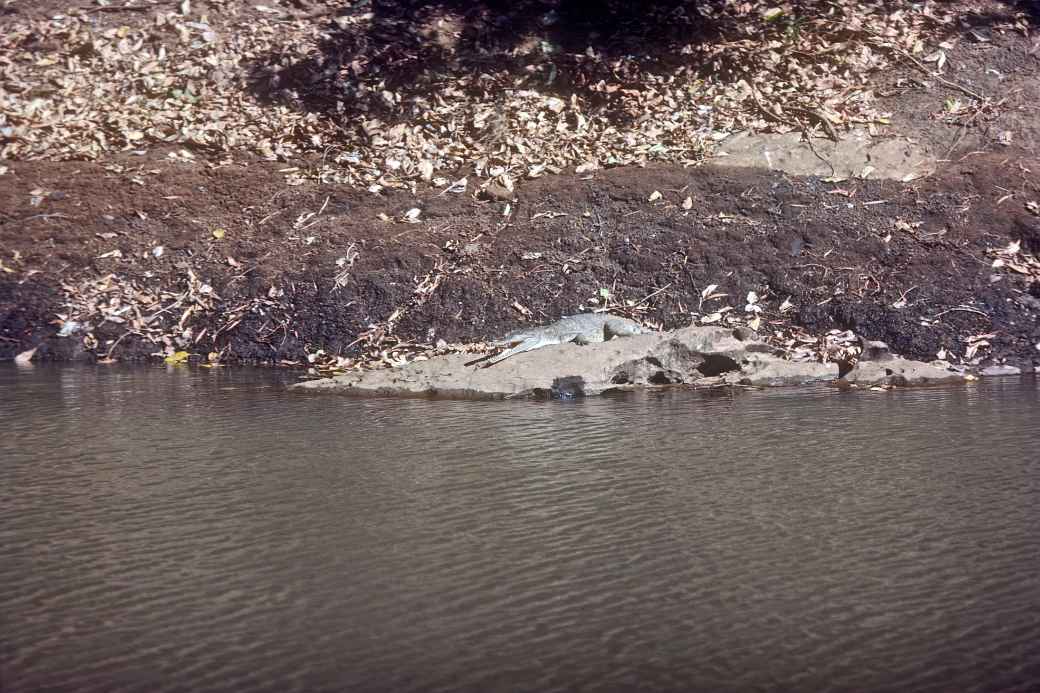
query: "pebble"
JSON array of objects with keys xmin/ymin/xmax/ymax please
[
  {"xmin": 1017, "ymin": 294, "xmax": 1040, "ymax": 311},
  {"xmin": 480, "ymin": 183, "xmax": 513, "ymax": 202},
  {"xmin": 980, "ymin": 365, "xmax": 1022, "ymax": 377}
]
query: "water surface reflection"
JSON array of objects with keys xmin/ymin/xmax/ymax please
[{"xmin": 2, "ymin": 366, "xmax": 1038, "ymax": 692}]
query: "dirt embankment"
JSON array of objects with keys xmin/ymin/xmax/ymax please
[
  {"xmin": 1, "ymin": 0, "xmax": 1039, "ymax": 372},
  {"xmin": 3, "ymin": 152, "xmax": 1039, "ymax": 369}
]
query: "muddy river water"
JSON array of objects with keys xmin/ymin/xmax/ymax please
[{"xmin": 1, "ymin": 365, "xmax": 1038, "ymax": 692}]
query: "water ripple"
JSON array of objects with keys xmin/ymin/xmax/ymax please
[{"xmin": 1, "ymin": 366, "xmax": 1038, "ymax": 692}]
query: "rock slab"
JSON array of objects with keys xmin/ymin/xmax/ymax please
[
  {"xmin": 297, "ymin": 326, "xmax": 764, "ymax": 399},
  {"xmin": 715, "ymin": 129, "xmax": 934, "ymax": 180},
  {"xmin": 842, "ymin": 356, "xmax": 965, "ymax": 387},
  {"xmin": 295, "ymin": 327, "xmax": 965, "ymax": 399}
]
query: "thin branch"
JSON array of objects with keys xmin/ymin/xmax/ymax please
[
  {"xmin": 891, "ymin": 47, "xmax": 987, "ymax": 101},
  {"xmin": 931, "ymin": 306, "xmax": 989, "ymax": 319},
  {"xmin": 635, "ymin": 283, "xmax": 673, "ymax": 307}
]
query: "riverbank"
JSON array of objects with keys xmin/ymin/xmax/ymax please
[
  {"xmin": 4, "ymin": 152, "xmax": 1039, "ymax": 373},
  {"xmin": 2, "ymin": 0, "xmax": 1038, "ymax": 375}
]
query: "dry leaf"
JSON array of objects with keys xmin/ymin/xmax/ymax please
[{"xmin": 14, "ymin": 347, "xmax": 37, "ymax": 364}]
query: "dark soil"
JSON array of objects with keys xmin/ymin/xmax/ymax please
[
  {"xmin": 2, "ymin": 0, "xmax": 1039, "ymax": 370},
  {"xmin": 876, "ymin": 13, "xmax": 1040, "ymax": 161},
  {"xmin": 3, "ymin": 150, "xmax": 1039, "ymax": 368}
]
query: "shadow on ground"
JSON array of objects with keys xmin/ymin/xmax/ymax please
[
  {"xmin": 247, "ymin": 0, "xmax": 1033, "ymax": 131},
  {"xmin": 249, "ymin": 0, "xmax": 726, "ymax": 127}
]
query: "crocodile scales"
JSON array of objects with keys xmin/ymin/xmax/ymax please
[{"xmin": 470, "ymin": 313, "xmax": 646, "ymax": 367}]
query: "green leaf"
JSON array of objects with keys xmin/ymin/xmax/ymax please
[{"xmin": 164, "ymin": 350, "xmax": 189, "ymax": 364}]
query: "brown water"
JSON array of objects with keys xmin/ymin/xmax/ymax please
[{"xmin": 1, "ymin": 365, "xmax": 1038, "ymax": 693}]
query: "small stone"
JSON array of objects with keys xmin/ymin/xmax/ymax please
[
  {"xmin": 860, "ymin": 339, "xmax": 893, "ymax": 362},
  {"xmin": 480, "ymin": 183, "xmax": 513, "ymax": 202},
  {"xmin": 731, "ymin": 326, "xmax": 756, "ymax": 341},
  {"xmin": 980, "ymin": 364, "xmax": 1022, "ymax": 377},
  {"xmin": 1017, "ymin": 294, "xmax": 1040, "ymax": 311},
  {"xmin": 57, "ymin": 321, "xmax": 83, "ymax": 337}
]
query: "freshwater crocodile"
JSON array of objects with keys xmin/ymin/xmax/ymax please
[{"xmin": 469, "ymin": 313, "xmax": 646, "ymax": 367}]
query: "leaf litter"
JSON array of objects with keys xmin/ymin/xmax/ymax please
[{"xmin": 2, "ymin": 0, "xmax": 974, "ymax": 188}]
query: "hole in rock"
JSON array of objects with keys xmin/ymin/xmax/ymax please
[
  {"xmin": 649, "ymin": 371, "xmax": 677, "ymax": 385},
  {"xmin": 551, "ymin": 376, "xmax": 586, "ymax": 399},
  {"xmin": 697, "ymin": 354, "xmax": 740, "ymax": 377}
]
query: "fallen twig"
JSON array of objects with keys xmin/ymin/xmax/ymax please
[
  {"xmin": 635, "ymin": 283, "xmax": 673, "ymax": 307},
  {"xmin": 943, "ymin": 98, "xmax": 1006, "ymax": 160},
  {"xmin": 931, "ymin": 306, "xmax": 990, "ymax": 319},
  {"xmin": 104, "ymin": 330, "xmax": 137, "ymax": 358},
  {"xmin": 890, "ymin": 46, "xmax": 987, "ymax": 102},
  {"xmin": 748, "ymin": 88, "xmax": 836, "ymax": 177},
  {"xmin": 84, "ymin": 5, "xmax": 153, "ymax": 14},
  {"xmin": 20, "ymin": 213, "xmax": 73, "ymax": 222}
]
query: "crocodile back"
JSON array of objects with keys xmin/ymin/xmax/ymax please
[
  {"xmin": 494, "ymin": 313, "xmax": 641, "ymax": 346},
  {"xmin": 556, "ymin": 313, "xmax": 612, "ymax": 343}
]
